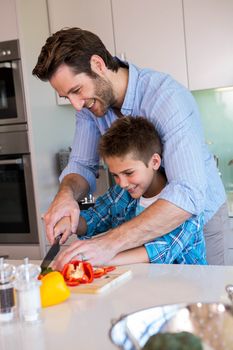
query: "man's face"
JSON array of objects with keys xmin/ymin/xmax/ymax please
[
  {"xmin": 50, "ymin": 64, "xmax": 116, "ymax": 117},
  {"xmin": 106, "ymin": 153, "xmax": 159, "ymax": 199}
]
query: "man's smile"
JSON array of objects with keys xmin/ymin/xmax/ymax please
[{"xmin": 85, "ymin": 98, "xmax": 96, "ymax": 109}]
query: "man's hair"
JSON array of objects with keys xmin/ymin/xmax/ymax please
[
  {"xmin": 99, "ymin": 117, "xmax": 162, "ymax": 166},
  {"xmin": 32, "ymin": 27, "xmax": 120, "ymax": 81}
]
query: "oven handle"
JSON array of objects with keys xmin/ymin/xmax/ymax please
[
  {"xmin": 0, "ymin": 62, "xmax": 12, "ymax": 68},
  {"xmin": 0, "ymin": 158, "xmax": 22, "ymax": 165}
]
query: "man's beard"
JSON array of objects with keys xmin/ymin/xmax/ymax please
[{"xmin": 92, "ymin": 75, "xmax": 117, "ymax": 116}]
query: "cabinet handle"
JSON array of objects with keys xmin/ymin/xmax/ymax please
[{"xmin": 119, "ymin": 52, "xmax": 127, "ymax": 61}]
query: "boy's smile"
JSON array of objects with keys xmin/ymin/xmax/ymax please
[{"xmin": 106, "ymin": 153, "xmax": 162, "ymax": 199}]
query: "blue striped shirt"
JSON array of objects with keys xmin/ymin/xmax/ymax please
[
  {"xmin": 79, "ymin": 185, "xmax": 207, "ymax": 265},
  {"xmin": 60, "ymin": 61, "xmax": 226, "ymax": 223}
]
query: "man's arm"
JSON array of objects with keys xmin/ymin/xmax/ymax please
[
  {"xmin": 106, "ymin": 199, "xmax": 191, "ymax": 254},
  {"xmin": 45, "ymin": 111, "xmax": 103, "ymax": 244},
  {"xmin": 44, "ymin": 173, "xmax": 89, "ymax": 244},
  {"xmin": 52, "ymin": 199, "xmax": 191, "ymax": 268}
]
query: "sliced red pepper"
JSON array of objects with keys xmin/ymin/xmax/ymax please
[
  {"xmin": 93, "ymin": 266, "xmax": 116, "ymax": 278},
  {"xmin": 103, "ymin": 266, "xmax": 116, "ymax": 273},
  {"xmin": 65, "ymin": 280, "xmax": 80, "ymax": 287},
  {"xmin": 93, "ymin": 267, "xmax": 106, "ymax": 279},
  {"xmin": 61, "ymin": 260, "xmax": 94, "ymax": 286}
]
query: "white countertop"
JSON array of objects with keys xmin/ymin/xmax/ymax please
[{"xmin": 1, "ymin": 263, "xmax": 233, "ymax": 350}]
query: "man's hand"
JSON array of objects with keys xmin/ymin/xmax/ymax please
[
  {"xmin": 43, "ymin": 192, "xmax": 80, "ymax": 244},
  {"xmin": 53, "ymin": 234, "xmax": 118, "ymax": 271},
  {"xmin": 43, "ymin": 173, "xmax": 90, "ymax": 244}
]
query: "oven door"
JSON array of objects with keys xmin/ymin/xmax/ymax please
[
  {"xmin": 0, "ymin": 154, "xmax": 38, "ymax": 243},
  {"xmin": 0, "ymin": 60, "xmax": 27, "ymax": 125}
]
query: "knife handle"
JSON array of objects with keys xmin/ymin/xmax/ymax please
[{"xmin": 55, "ymin": 234, "xmax": 63, "ymax": 244}]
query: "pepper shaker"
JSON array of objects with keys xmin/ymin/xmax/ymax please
[
  {"xmin": 0, "ymin": 258, "xmax": 16, "ymax": 322},
  {"xmin": 15, "ymin": 258, "xmax": 41, "ymax": 323}
]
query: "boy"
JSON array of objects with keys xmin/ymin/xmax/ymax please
[{"xmin": 54, "ymin": 117, "xmax": 207, "ymax": 269}]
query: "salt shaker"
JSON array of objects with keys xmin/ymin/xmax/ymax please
[
  {"xmin": 0, "ymin": 258, "xmax": 16, "ymax": 322},
  {"xmin": 15, "ymin": 258, "xmax": 41, "ymax": 323}
]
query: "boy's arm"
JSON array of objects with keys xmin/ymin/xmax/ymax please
[
  {"xmin": 54, "ymin": 216, "xmax": 88, "ymax": 238},
  {"xmin": 54, "ymin": 186, "xmax": 120, "ymax": 240},
  {"xmin": 109, "ymin": 246, "xmax": 149, "ymax": 265},
  {"xmin": 144, "ymin": 214, "xmax": 205, "ymax": 264},
  {"xmin": 80, "ymin": 186, "xmax": 126, "ymax": 238},
  {"xmin": 109, "ymin": 215, "xmax": 205, "ymax": 266}
]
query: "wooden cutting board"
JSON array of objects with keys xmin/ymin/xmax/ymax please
[{"xmin": 69, "ymin": 267, "xmax": 132, "ymax": 294}]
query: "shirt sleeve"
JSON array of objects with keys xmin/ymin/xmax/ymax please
[
  {"xmin": 79, "ymin": 187, "xmax": 117, "ymax": 238},
  {"xmin": 146, "ymin": 83, "xmax": 207, "ymax": 215},
  {"xmin": 144, "ymin": 214, "xmax": 206, "ymax": 264},
  {"xmin": 59, "ymin": 110, "xmax": 101, "ymax": 193}
]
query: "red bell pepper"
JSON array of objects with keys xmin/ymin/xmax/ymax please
[
  {"xmin": 103, "ymin": 266, "xmax": 116, "ymax": 273},
  {"xmin": 93, "ymin": 267, "xmax": 105, "ymax": 279},
  {"xmin": 93, "ymin": 266, "xmax": 116, "ymax": 278},
  {"xmin": 61, "ymin": 260, "xmax": 94, "ymax": 287}
]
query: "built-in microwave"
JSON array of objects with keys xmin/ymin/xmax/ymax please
[{"xmin": 0, "ymin": 39, "xmax": 27, "ymax": 126}]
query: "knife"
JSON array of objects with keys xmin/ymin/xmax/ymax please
[{"xmin": 40, "ymin": 234, "xmax": 62, "ymax": 272}]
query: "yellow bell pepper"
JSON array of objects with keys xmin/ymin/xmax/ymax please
[{"xmin": 40, "ymin": 271, "xmax": 70, "ymax": 308}]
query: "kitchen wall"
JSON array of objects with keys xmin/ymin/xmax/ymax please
[
  {"xmin": 192, "ymin": 88, "xmax": 233, "ymax": 193},
  {"xmin": 16, "ymin": 0, "xmax": 75, "ymax": 254}
]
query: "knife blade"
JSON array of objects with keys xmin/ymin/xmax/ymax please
[{"xmin": 40, "ymin": 234, "xmax": 62, "ymax": 272}]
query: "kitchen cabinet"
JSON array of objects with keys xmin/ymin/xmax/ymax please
[
  {"xmin": 111, "ymin": 0, "xmax": 188, "ymax": 87},
  {"xmin": 0, "ymin": 245, "xmax": 40, "ymax": 259},
  {"xmin": 47, "ymin": 0, "xmax": 115, "ymax": 104},
  {"xmin": 47, "ymin": 0, "xmax": 233, "ymax": 92},
  {"xmin": 0, "ymin": 0, "xmax": 18, "ymax": 41},
  {"xmin": 47, "ymin": 0, "xmax": 188, "ymax": 87},
  {"xmin": 183, "ymin": 0, "xmax": 233, "ymax": 90},
  {"xmin": 47, "ymin": 0, "xmax": 115, "ymax": 54}
]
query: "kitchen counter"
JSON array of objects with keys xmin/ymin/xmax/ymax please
[{"xmin": 1, "ymin": 262, "xmax": 233, "ymax": 350}]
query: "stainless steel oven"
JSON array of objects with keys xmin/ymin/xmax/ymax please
[
  {"xmin": 0, "ymin": 124, "xmax": 38, "ymax": 244},
  {"xmin": 0, "ymin": 40, "xmax": 27, "ymax": 126}
]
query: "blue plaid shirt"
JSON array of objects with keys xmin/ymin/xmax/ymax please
[{"xmin": 80, "ymin": 185, "xmax": 207, "ymax": 265}]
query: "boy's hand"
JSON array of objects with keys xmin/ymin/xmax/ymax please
[{"xmin": 53, "ymin": 216, "xmax": 74, "ymax": 244}]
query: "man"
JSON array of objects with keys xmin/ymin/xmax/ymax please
[{"xmin": 33, "ymin": 27, "xmax": 228, "ymax": 266}]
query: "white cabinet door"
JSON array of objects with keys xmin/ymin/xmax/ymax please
[
  {"xmin": 111, "ymin": 0, "xmax": 188, "ymax": 87},
  {"xmin": 0, "ymin": 0, "xmax": 18, "ymax": 41},
  {"xmin": 183, "ymin": 0, "xmax": 233, "ymax": 90},
  {"xmin": 47, "ymin": 0, "xmax": 115, "ymax": 104},
  {"xmin": 47, "ymin": 0, "xmax": 115, "ymax": 54}
]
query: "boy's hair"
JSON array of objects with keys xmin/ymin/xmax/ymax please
[
  {"xmin": 99, "ymin": 117, "xmax": 162, "ymax": 166},
  {"xmin": 32, "ymin": 27, "xmax": 120, "ymax": 81}
]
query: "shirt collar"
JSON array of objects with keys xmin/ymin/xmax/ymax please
[{"xmin": 120, "ymin": 62, "xmax": 139, "ymax": 116}]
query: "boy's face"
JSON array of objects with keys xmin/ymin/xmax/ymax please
[{"xmin": 106, "ymin": 152, "xmax": 160, "ymax": 199}]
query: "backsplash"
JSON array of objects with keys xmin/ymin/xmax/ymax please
[{"xmin": 192, "ymin": 87, "xmax": 233, "ymax": 192}]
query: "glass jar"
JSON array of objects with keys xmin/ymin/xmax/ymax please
[
  {"xmin": 15, "ymin": 258, "xmax": 41, "ymax": 323},
  {"xmin": 0, "ymin": 258, "xmax": 16, "ymax": 322}
]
